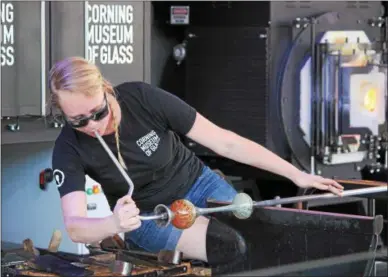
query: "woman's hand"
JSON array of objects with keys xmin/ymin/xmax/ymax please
[
  {"xmin": 112, "ymin": 195, "xmax": 141, "ymax": 233},
  {"xmin": 291, "ymin": 171, "xmax": 344, "ymax": 196}
]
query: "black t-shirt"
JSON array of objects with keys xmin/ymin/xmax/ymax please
[{"xmin": 52, "ymin": 81, "xmax": 204, "ymax": 212}]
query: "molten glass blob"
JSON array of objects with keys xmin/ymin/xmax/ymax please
[
  {"xmin": 363, "ymin": 87, "xmax": 377, "ymax": 112},
  {"xmin": 170, "ymin": 199, "xmax": 197, "ymax": 230}
]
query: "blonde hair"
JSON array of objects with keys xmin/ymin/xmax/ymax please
[{"xmin": 48, "ymin": 56, "xmax": 127, "ymax": 169}]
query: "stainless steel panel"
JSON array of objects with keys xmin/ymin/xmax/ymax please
[
  {"xmin": 50, "ymin": 1, "xmax": 86, "ymax": 61},
  {"xmin": 1, "ymin": 1, "xmax": 45, "ymax": 117}
]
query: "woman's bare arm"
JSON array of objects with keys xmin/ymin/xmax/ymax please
[
  {"xmin": 61, "ymin": 192, "xmax": 141, "ymax": 244},
  {"xmin": 61, "ymin": 191, "xmax": 118, "ymax": 243}
]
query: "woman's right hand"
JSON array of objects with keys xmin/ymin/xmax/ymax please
[{"xmin": 112, "ymin": 195, "xmax": 141, "ymax": 233}]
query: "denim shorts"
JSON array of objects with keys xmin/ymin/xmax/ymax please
[{"xmin": 125, "ymin": 166, "xmax": 238, "ymax": 252}]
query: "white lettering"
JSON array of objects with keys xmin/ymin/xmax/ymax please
[
  {"xmin": 0, "ymin": 3, "xmax": 15, "ymax": 67},
  {"xmin": 88, "ymin": 25, "xmax": 133, "ymax": 44},
  {"xmin": 0, "ymin": 46, "xmax": 14, "ymax": 66},
  {"xmin": 0, "ymin": 3, "xmax": 14, "ymax": 22},
  {"xmin": 87, "ymin": 4, "xmax": 134, "ymax": 65},
  {"xmin": 2, "ymin": 25, "xmax": 14, "ymax": 44},
  {"xmin": 136, "ymin": 131, "xmax": 160, "ymax": 157},
  {"xmin": 88, "ymin": 45, "xmax": 133, "ymax": 65}
]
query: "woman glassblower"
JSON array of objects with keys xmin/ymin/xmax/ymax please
[{"xmin": 49, "ymin": 57, "xmax": 344, "ymax": 271}]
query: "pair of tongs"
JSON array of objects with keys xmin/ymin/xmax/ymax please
[{"xmin": 85, "ymin": 243, "xmax": 165, "ymax": 268}]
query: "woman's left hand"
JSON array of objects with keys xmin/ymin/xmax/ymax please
[{"xmin": 291, "ymin": 171, "xmax": 344, "ymax": 196}]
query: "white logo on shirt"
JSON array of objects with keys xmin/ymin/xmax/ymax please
[
  {"xmin": 136, "ymin": 130, "xmax": 160, "ymax": 157},
  {"xmin": 53, "ymin": 169, "xmax": 65, "ymax": 188}
]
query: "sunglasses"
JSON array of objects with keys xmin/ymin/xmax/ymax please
[{"xmin": 65, "ymin": 94, "xmax": 109, "ymax": 128}]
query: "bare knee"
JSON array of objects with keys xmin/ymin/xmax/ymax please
[{"xmin": 176, "ymin": 216, "xmax": 209, "ymax": 261}]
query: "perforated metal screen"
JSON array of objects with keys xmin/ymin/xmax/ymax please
[{"xmin": 184, "ymin": 26, "xmax": 268, "ymax": 155}]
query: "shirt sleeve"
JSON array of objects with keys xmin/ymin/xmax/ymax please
[
  {"xmin": 136, "ymin": 82, "xmax": 197, "ymax": 135},
  {"xmin": 52, "ymin": 138, "xmax": 86, "ymax": 197}
]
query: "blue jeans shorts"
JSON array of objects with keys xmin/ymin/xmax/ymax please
[{"xmin": 125, "ymin": 166, "xmax": 238, "ymax": 252}]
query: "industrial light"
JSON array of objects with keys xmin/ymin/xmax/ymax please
[
  {"xmin": 362, "ymin": 86, "xmax": 377, "ymax": 112},
  {"xmin": 350, "ymin": 72, "xmax": 386, "ymax": 135}
]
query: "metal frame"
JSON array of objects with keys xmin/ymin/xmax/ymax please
[
  {"xmin": 278, "ymin": 11, "xmax": 382, "ymax": 178},
  {"xmin": 84, "ymin": 1, "xmax": 89, "ymax": 60},
  {"xmin": 296, "ymin": 188, "xmax": 385, "ymax": 276},
  {"xmin": 143, "ymin": 1, "xmax": 151, "ymax": 83},
  {"xmin": 40, "ymin": 1, "xmax": 46, "ymax": 116},
  {"xmin": 222, "ymin": 250, "xmax": 386, "ymax": 277}
]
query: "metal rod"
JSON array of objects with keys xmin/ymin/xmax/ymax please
[
  {"xmin": 102, "ymin": 247, "xmax": 159, "ymax": 258},
  {"xmin": 321, "ymin": 44, "xmax": 329, "ymax": 153},
  {"xmin": 94, "ymin": 131, "xmax": 135, "ymax": 196},
  {"xmin": 316, "ymin": 42, "xmax": 323, "ymax": 156},
  {"xmin": 367, "ymin": 199, "xmax": 376, "ymax": 217},
  {"xmin": 41, "ymin": 1, "xmax": 47, "ymax": 116},
  {"xmin": 200, "ymin": 187, "xmax": 386, "ymax": 213},
  {"xmin": 328, "ymin": 56, "xmax": 336, "ymax": 147},
  {"xmin": 139, "ymin": 186, "xmax": 386, "ymax": 225},
  {"xmin": 323, "ymin": 43, "xmax": 331, "ymax": 153},
  {"xmin": 139, "ymin": 214, "xmax": 166, "ymax": 221},
  {"xmin": 95, "ymin": 132, "xmax": 165, "ymax": 221},
  {"xmin": 252, "ymin": 186, "xmax": 386, "ymax": 208},
  {"xmin": 196, "ymin": 204, "xmax": 240, "ymax": 216},
  {"xmin": 333, "ymin": 54, "xmax": 340, "ymax": 145},
  {"xmin": 84, "ymin": 1, "xmax": 89, "ymax": 60},
  {"xmin": 310, "ymin": 17, "xmax": 317, "ymax": 174},
  {"xmin": 385, "ymin": 17, "xmax": 388, "ymax": 45}
]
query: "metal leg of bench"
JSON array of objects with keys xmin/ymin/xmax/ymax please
[
  {"xmin": 368, "ymin": 199, "xmax": 376, "ymax": 217},
  {"xmin": 368, "ymin": 199, "xmax": 377, "ymax": 276}
]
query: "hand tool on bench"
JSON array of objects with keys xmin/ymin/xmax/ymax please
[
  {"xmin": 33, "ymin": 253, "xmax": 95, "ymax": 276},
  {"xmin": 1, "ymin": 238, "xmax": 40, "ymax": 268},
  {"xmin": 103, "ymin": 248, "xmax": 182, "ymax": 265},
  {"xmin": 115, "ymin": 250, "xmax": 166, "ymax": 268},
  {"xmin": 23, "ymin": 231, "xmax": 94, "ymax": 276},
  {"xmin": 86, "ymin": 244, "xmax": 188, "ymax": 274},
  {"xmin": 47, "ymin": 229, "xmax": 62, "ymax": 253},
  {"xmin": 5, "ymin": 238, "xmax": 39, "ymax": 273},
  {"xmin": 111, "ymin": 233, "xmax": 128, "ymax": 249},
  {"xmin": 2, "ymin": 240, "xmax": 37, "ymax": 263},
  {"xmin": 45, "ymin": 230, "xmax": 93, "ymax": 264},
  {"xmin": 91, "ymin": 238, "xmax": 162, "ymax": 269},
  {"xmin": 102, "ymin": 247, "xmax": 183, "ymax": 265},
  {"xmin": 23, "ymin": 238, "xmax": 40, "ymax": 257},
  {"xmin": 105, "ymin": 234, "xmax": 183, "ymax": 265},
  {"xmin": 47, "ymin": 250, "xmax": 130, "ymax": 273},
  {"xmin": 45, "ymin": 230, "xmax": 132, "ymax": 275},
  {"xmin": 98, "ymin": 235, "xmax": 166, "ymax": 268},
  {"xmin": 106, "ymin": 234, "xmax": 167, "ymax": 268},
  {"xmin": 19, "ymin": 237, "xmax": 93, "ymax": 276},
  {"xmin": 16, "ymin": 238, "xmax": 42, "ymax": 272}
]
